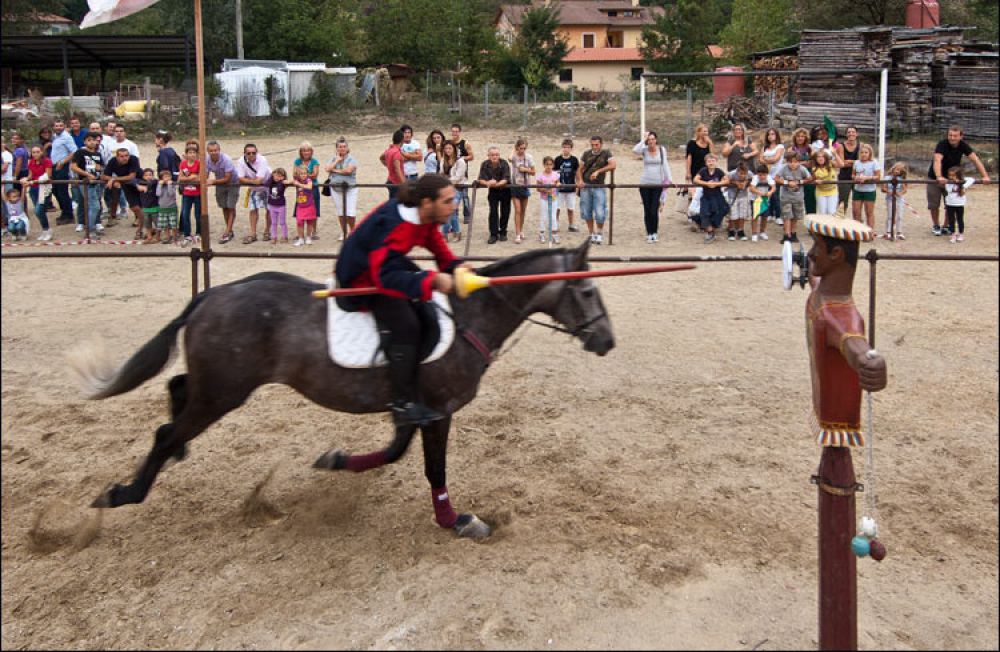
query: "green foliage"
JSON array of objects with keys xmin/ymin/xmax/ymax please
[
  {"xmin": 795, "ymin": 0, "xmax": 905, "ymax": 29},
  {"xmin": 243, "ymin": 0, "xmax": 360, "ymax": 64},
  {"xmin": 364, "ymin": 0, "xmax": 498, "ymax": 73},
  {"xmin": 941, "ymin": 0, "xmax": 999, "ymax": 43},
  {"xmin": 641, "ymin": 0, "xmax": 732, "ymax": 89},
  {"xmin": 50, "ymin": 98, "xmax": 73, "ymax": 121},
  {"xmin": 494, "ymin": 4, "xmax": 569, "ymax": 90},
  {"xmin": 720, "ymin": 0, "xmax": 796, "ymax": 64}
]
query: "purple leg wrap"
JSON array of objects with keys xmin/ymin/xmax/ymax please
[
  {"xmin": 431, "ymin": 486, "xmax": 458, "ymax": 528},
  {"xmin": 344, "ymin": 450, "xmax": 386, "ymax": 472}
]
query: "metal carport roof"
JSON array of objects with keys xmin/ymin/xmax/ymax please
[{"xmin": 1, "ymin": 34, "xmax": 194, "ymax": 72}]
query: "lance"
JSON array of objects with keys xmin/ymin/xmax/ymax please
[{"xmin": 311, "ymin": 263, "xmax": 697, "ymax": 300}]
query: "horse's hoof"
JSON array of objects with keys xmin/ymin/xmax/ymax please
[
  {"xmin": 454, "ymin": 513, "xmax": 491, "ymax": 540},
  {"xmin": 91, "ymin": 484, "xmax": 118, "ymax": 508},
  {"xmin": 313, "ymin": 449, "xmax": 348, "ymax": 471}
]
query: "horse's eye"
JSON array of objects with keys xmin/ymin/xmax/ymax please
[{"xmin": 581, "ymin": 288, "xmax": 595, "ymax": 299}]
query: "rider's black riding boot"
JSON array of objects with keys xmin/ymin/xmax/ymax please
[{"xmin": 387, "ymin": 344, "xmax": 444, "ymax": 427}]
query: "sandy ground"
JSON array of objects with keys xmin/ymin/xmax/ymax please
[{"xmin": 2, "ymin": 130, "xmax": 998, "ymax": 650}]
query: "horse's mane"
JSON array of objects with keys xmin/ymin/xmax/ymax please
[{"xmin": 477, "ymin": 247, "xmax": 569, "ymax": 277}]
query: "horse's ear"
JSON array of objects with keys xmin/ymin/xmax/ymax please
[{"xmin": 572, "ymin": 238, "xmax": 591, "ymax": 269}]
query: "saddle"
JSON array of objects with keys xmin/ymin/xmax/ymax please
[{"xmin": 326, "ymin": 280, "xmax": 455, "ymax": 368}]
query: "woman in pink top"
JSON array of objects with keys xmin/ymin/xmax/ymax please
[{"xmin": 535, "ymin": 155, "xmax": 561, "ymax": 244}]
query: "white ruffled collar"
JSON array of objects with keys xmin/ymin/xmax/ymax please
[{"xmin": 397, "ymin": 203, "xmax": 420, "ymax": 224}]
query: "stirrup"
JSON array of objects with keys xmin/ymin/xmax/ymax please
[{"xmin": 391, "ymin": 401, "xmax": 444, "ymax": 427}]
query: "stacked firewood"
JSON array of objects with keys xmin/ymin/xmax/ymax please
[
  {"xmin": 752, "ymin": 55, "xmax": 798, "ymax": 99},
  {"xmin": 711, "ymin": 95, "xmax": 768, "ymax": 129}
]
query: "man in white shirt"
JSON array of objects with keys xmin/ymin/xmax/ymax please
[
  {"xmin": 400, "ymin": 124, "xmax": 421, "ymax": 181},
  {"xmin": 234, "ymin": 143, "xmax": 271, "ymax": 243}
]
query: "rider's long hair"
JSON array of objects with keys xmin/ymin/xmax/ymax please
[{"xmin": 397, "ymin": 174, "xmax": 451, "ymax": 207}]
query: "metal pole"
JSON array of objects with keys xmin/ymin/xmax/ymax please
[
  {"xmin": 426, "ymin": 70, "xmax": 431, "ymax": 103},
  {"xmin": 640, "ymin": 76, "xmax": 646, "ymax": 138},
  {"xmin": 570, "ymin": 85, "xmax": 575, "ymax": 137},
  {"xmin": 889, "ymin": 177, "xmax": 898, "ymax": 240},
  {"xmin": 81, "ymin": 180, "xmax": 89, "ymax": 240},
  {"xmin": 608, "ymin": 171, "xmax": 614, "ymax": 246},
  {"xmin": 62, "ymin": 41, "xmax": 71, "ymax": 97},
  {"xmin": 817, "ymin": 447, "xmax": 859, "ymax": 651},
  {"xmin": 484, "ymin": 81, "xmax": 489, "ymax": 119},
  {"xmin": 686, "ymin": 87, "xmax": 693, "ymax": 142},
  {"xmin": 522, "ymin": 84, "xmax": 528, "ymax": 130},
  {"xmin": 194, "ymin": 0, "xmax": 211, "ymax": 291},
  {"xmin": 463, "ymin": 185, "xmax": 477, "ymax": 258},
  {"xmin": 235, "ymin": 0, "xmax": 244, "ymax": 59},
  {"xmin": 877, "ymin": 68, "xmax": 888, "ymax": 176},
  {"xmin": 619, "ymin": 90, "xmax": 626, "ymax": 142},
  {"xmin": 768, "ymin": 90, "xmax": 775, "ymax": 127},
  {"xmin": 457, "ymin": 77, "xmax": 462, "ymax": 114}
]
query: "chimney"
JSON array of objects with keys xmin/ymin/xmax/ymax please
[{"xmin": 905, "ymin": 0, "xmax": 940, "ymax": 29}]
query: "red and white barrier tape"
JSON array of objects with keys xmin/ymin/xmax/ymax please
[{"xmin": 2, "ymin": 238, "xmax": 144, "ymax": 248}]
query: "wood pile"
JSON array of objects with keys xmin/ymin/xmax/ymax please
[
  {"xmin": 797, "ymin": 29, "xmax": 891, "ymax": 104},
  {"xmin": 934, "ymin": 50, "xmax": 999, "ymax": 140},
  {"xmin": 710, "ymin": 95, "xmax": 768, "ymax": 129},
  {"xmin": 751, "ymin": 55, "xmax": 797, "ymax": 100},
  {"xmin": 777, "ymin": 102, "xmax": 887, "ymax": 136}
]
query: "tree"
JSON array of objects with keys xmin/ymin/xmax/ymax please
[
  {"xmin": 364, "ymin": 0, "xmax": 498, "ymax": 72},
  {"xmin": 243, "ymin": 0, "xmax": 361, "ymax": 64},
  {"xmin": 941, "ymin": 0, "xmax": 999, "ymax": 43},
  {"xmin": 719, "ymin": 0, "xmax": 797, "ymax": 64},
  {"xmin": 796, "ymin": 0, "xmax": 906, "ymax": 29},
  {"xmin": 494, "ymin": 4, "xmax": 569, "ymax": 90},
  {"xmin": 641, "ymin": 0, "xmax": 731, "ymax": 88}
]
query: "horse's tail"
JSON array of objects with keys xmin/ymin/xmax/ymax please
[{"xmin": 69, "ymin": 293, "xmax": 207, "ymax": 400}]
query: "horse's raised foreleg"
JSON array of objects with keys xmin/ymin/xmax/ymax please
[
  {"xmin": 313, "ymin": 423, "xmax": 419, "ymax": 472},
  {"xmin": 420, "ymin": 417, "xmax": 491, "ymax": 539}
]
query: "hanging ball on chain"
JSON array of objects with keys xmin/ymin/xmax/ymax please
[
  {"xmin": 851, "ymin": 536, "xmax": 871, "ymax": 557},
  {"xmin": 869, "ymin": 539, "xmax": 887, "ymax": 562},
  {"xmin": 860, "ymin": 516, "xmax": 878, "ymax": 538}
]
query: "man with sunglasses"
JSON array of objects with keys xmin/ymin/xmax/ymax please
[{"xmin": 235, "ymin": 144, "xmax": 271, "ymax": 243}]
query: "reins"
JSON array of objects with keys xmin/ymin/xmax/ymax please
[{"xmin": 432, "ymin": 252, "xmax": 607, "ymax": 362}]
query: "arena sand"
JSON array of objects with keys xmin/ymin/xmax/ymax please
[{"xmin": 2, "ymin": 129, "xmax": 997, "ymax": 649}]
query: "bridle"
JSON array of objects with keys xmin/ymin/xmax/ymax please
[{"xmin": 483, "ymin": 251, "xmax": 608, "ymax": 338}]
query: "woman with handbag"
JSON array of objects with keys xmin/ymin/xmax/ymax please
[{"xmin": 325, "ymin": 137, "xmax": 359, "ymax": 241}]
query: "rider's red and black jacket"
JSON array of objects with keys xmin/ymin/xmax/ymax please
[{"xmin": 335, "ymin": 199, "xmax": 460, "ymax": 309}]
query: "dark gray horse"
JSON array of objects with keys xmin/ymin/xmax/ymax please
[{"xmin": 73, "ymin": 240, "xmax": 614, "ymax": 538}]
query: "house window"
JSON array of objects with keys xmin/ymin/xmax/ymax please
[
  {"xmin": 631, "ymin": 67, "xmax": 644, "ymax": 81},
  {"xmin": 559, "ymin": 68, "xmax": 573, "ymax": 83},
  {"xmin": 582, "ymin": 33, "xmax": 596, "ymax": 48},
  {"xmin": 607, "ymin": 30, "xmax": 624, "ymax": 48},
  {"xmin": 622, "ymin": 10, "xmax": 635, "ymax": 17},
  {"xmin": 607, "ymin": 10, "xmax": 617, "ymax": 16}
]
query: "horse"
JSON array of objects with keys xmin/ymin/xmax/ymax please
[{"xmin": 72, "ymin": 240, "xmax": 614, "ymax": 539}]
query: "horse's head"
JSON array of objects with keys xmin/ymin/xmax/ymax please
[{"xmin": 526, "ymin": 239, "xmax": 615, "ymax": 356}]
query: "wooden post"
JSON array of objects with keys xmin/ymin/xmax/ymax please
[
  {"xmin": 194, "ymin": 0, "xmax": 211, "ymax": 290},
  {"xmin": 817, "ymin": 447, "xmax": 858, "ymax": 651},
  {"xmin": 144, "ymin": 77, "xmax": 151, "ymax": 119}
]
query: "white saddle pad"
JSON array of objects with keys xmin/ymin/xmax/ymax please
[{"xmin": 327, "ymin": 281, "xmax": 455, "ymax": 368}]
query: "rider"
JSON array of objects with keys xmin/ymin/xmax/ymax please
[{"xmin": 335, "ymin": 174, "xmax": 466, "ymax": 427}]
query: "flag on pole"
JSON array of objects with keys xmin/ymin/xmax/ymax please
[
  {"xmin": 80, "ymin": 0, "xmax": 163, "ymax": 29},
  {"xmin": 823, "ymin": 115, "xmax": 838, "ymax": 144}
]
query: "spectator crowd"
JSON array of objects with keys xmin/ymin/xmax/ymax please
[{"xmin": 1, "ymin": 118, "xmax": 991, "ymax": 248}]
